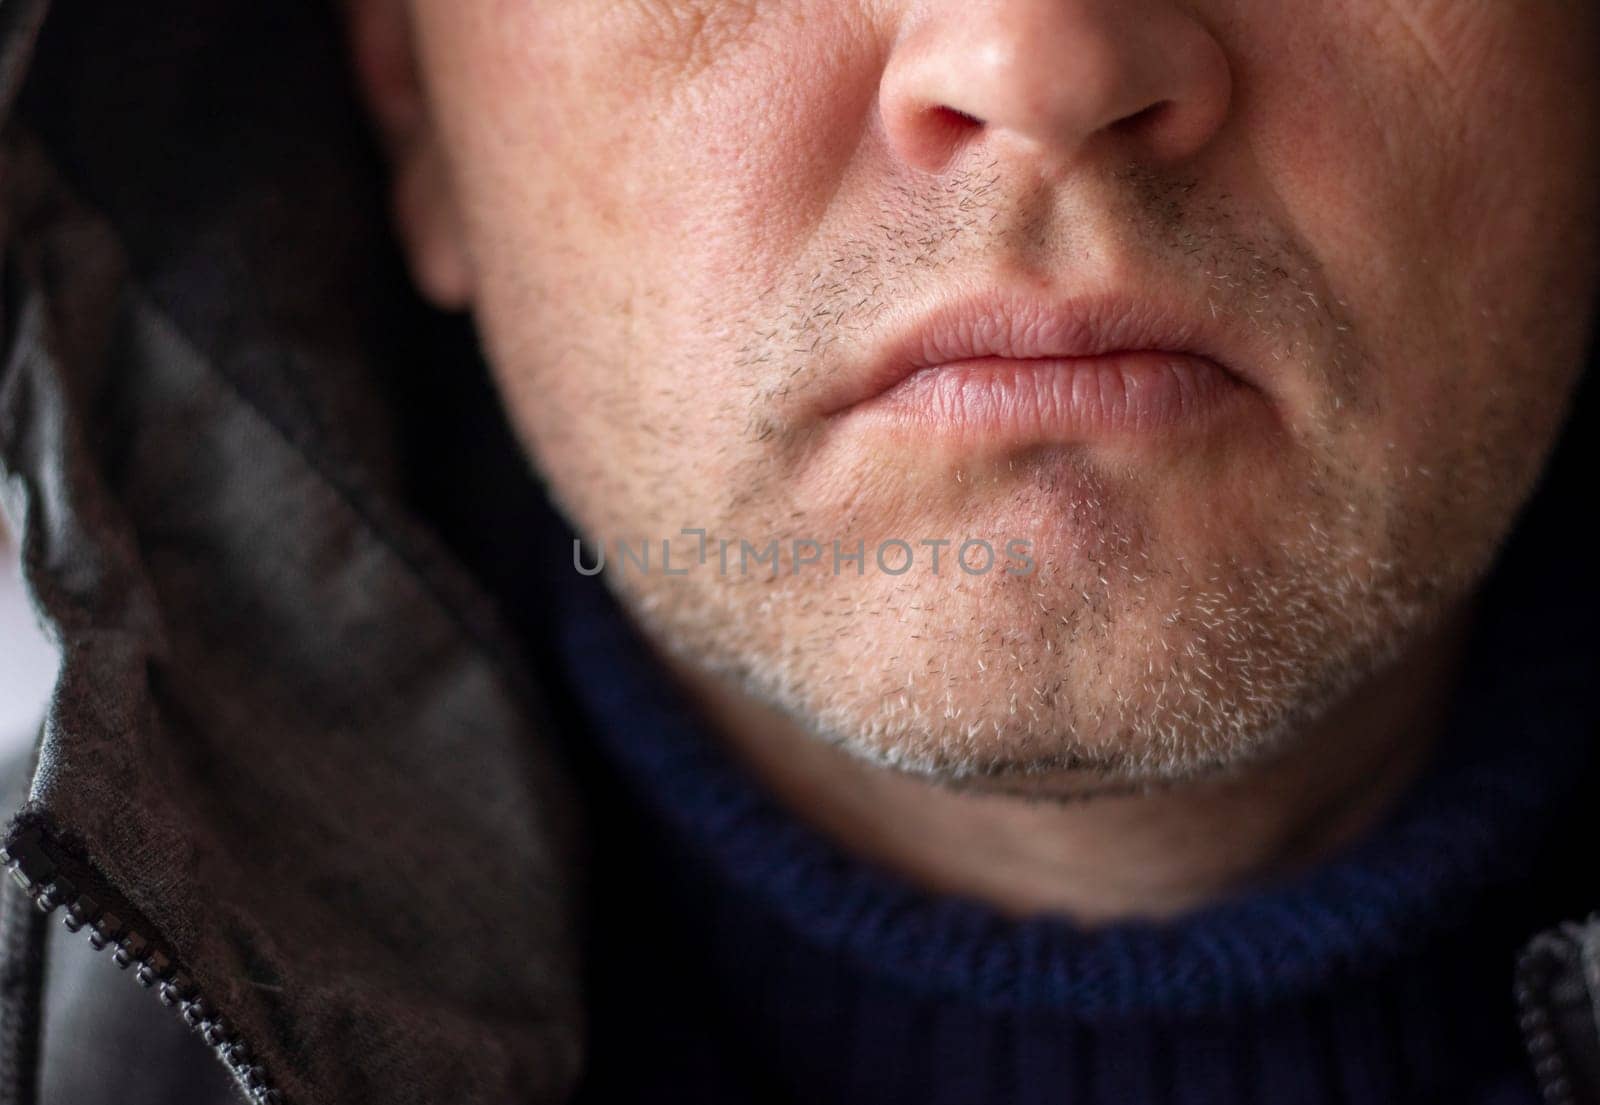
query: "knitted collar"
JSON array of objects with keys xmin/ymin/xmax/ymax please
[{"xmin": 558, "ymin": 568, "xmax": 1589, "ymax": 1016}]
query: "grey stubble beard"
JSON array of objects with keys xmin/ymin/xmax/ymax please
[{"xmin": 569, "ymin": 161, "xmax": 1516, "ymax": 793}]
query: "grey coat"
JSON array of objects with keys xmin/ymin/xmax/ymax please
[{"xmin": 0, "ymin": 1, "xmax": 586, "ymax": 1102}]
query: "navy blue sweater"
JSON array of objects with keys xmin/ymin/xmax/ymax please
[{"xmin": 551, "ymin": 505, "xmax": 1597, "ymax": 1103}]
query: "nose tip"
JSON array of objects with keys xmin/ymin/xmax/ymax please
[{"xmin": 879, "ymin": 0, "xmax": 1232, "ymax": 175}]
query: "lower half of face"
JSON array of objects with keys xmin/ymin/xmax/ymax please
[{"xmin": 416, "ymin": 0, "xmax": 1600, "ymax": 785}]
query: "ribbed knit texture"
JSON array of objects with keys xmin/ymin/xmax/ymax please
[{"xmin": 553, "ymin": 491, "xmax": 1598, "ymax": 1103}]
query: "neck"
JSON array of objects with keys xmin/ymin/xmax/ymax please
[{"xmin": 661, "ymin": 601, "xmax": 1476, "ymax": 924}]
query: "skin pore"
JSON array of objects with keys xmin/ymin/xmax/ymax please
[{"xmin": 347, "ymin": 1, "xmax": 1600, "ymax": 921}]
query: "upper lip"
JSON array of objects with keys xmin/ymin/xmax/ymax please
[{"xmin": 821, "ymin": 287, "xmax": 1251, "ymax": 415}]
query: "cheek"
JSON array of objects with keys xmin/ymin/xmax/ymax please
[
  {"xmin": 421, "ymin": 2, "xmax": 882, "ymax": 478},
  {"xmin": 413, "ymin": 2, "xmax": 897, "ymax": 541},
  {"xmin": 447, "ymin": 5, "xmax": 876, "ymax": 332},
  {"xmin": 1230, "ymin": 0, "xmax": 1600, "ymax": 470}
]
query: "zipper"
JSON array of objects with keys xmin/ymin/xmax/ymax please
[
  {"xmin": 0, "ymin": 820, "xmax": 282, "ymax": 1105},
  {"xmin": 1516, "ymin": 918, "xmax": 1600, "ymax": 1105}
]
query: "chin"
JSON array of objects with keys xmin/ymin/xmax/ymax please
[
  {"xmin": 786, "ymin": 648, "xmax": 1304, "ymax": 789},
  {"xmin": 671, "ymin": 553, "xmax": 1389, "ymax": 787}
]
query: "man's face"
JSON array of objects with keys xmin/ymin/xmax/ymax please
[{"xmin": 394, "ymin": 1, "xmax": 1599, "ymax": 783}]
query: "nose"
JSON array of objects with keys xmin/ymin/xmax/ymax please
[{"xmin": 879, "ymin": 0, "xmax": 1232, "ymax": 174}]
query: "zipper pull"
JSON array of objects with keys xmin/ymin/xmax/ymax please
[{"xmin": 1518, "ymin": 915, "xmax": 1600, "ymax": 1105}]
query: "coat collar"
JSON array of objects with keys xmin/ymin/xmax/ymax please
[{"xmin": 0, "ymin": 3, "xmax": 584, "ymax": 1102}]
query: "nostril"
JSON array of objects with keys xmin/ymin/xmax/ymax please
[
  {"xmin": 927, "ymin": 104, "xmax": 985, "ymax": 140},
  {"xmin": 1111, "ymin": 99, "xmax": 1173, "ymax": 138},
  {"xmin": 936, "ymin": 105, "xmax": 985, "ymax": 128},
  {"xmin": 909, "ymin": 105, "xmax": 985, "ymax": 169}
]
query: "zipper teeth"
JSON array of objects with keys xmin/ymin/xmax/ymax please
[
  {"xmin": 0, "ymin": 825, "xmax": 282, "ymax": 1105},
  {"xmin": 1516, "ymin": 942, "xmax": 1581, "ymax": 1105}
]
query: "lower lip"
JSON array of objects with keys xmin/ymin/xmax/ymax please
[{"xmin": 845, "ymin": 353, "xmax": 1254, "ymax": 443}]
